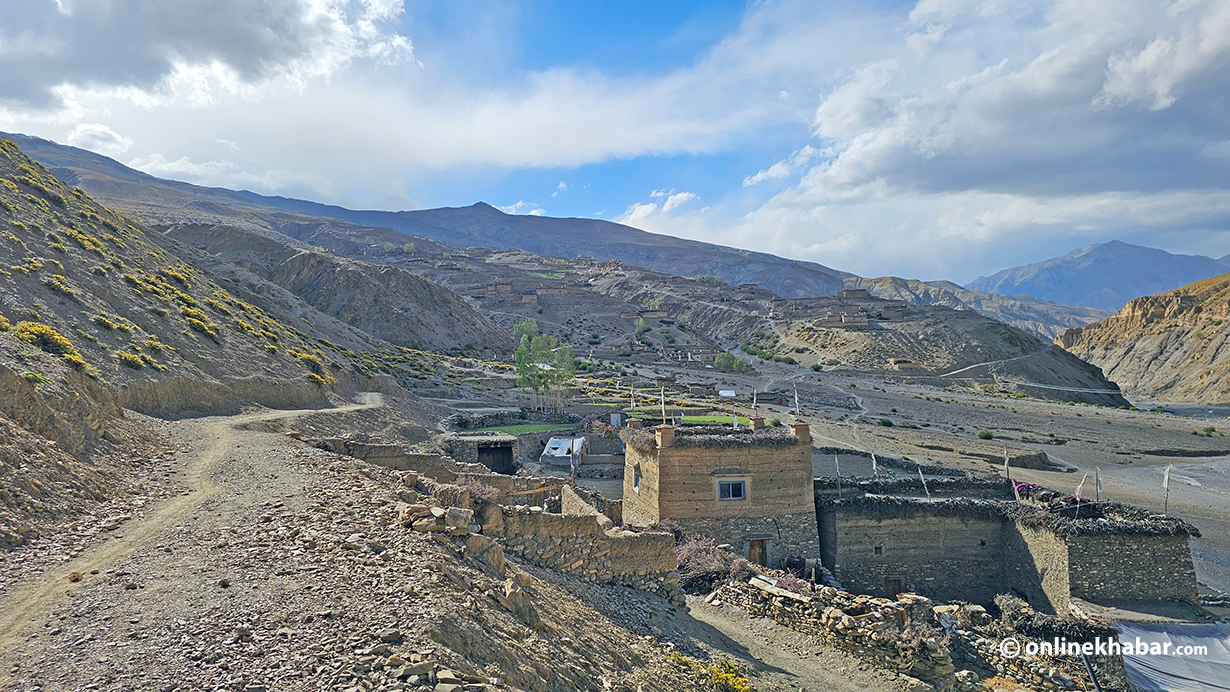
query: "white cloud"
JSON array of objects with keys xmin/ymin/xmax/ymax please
[
  {"xmin": 2, "ymin": 0, "xmax": 1230, "ymax": 282},
  {"xmin": 66, "ymin": 123, "xmax": 132, "ymax": 155},
  {"xmin": 499, "ymin": 200, "xmax": 546, "ymax": 216},
  {"xmin": 0, "ymin": 0, "xmax": 414, "ymax": 109},
  {"xmin": 129, "ymin": 153, "xmax": 343, "ymax": 201},
  {"xmin": 743, "ymin": 146, "xmax": 821, "ymax": 186}
]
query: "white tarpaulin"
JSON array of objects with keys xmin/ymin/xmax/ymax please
[
  {"xmin": 539, "ymin": 437, "xmax": 586, "ymax": 466},
  {"xmin": 1117, "ymin": 622, "xmax": 1230, "ymax": 691}
]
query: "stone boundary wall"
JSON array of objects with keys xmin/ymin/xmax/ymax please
[
  {"xmin": 487, "ymin": 503, "xmax": 682, "ymax": 604},
  {"xmin": 313, "ymin": 438, "xmax": 486, "ymax": 482},
  {"xmin": 716, "ymin": 579, "xmax": 1121, "ymax": 692},
  {"xmin": 454, "ymin": 472, "xmax": 561, "ymax": 507},
  {"xmin": 1067, "ymin": 534, "xmax": 1197, "ymax": 603}
]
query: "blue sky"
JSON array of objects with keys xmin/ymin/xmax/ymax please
[{"xmin": 2, "ymin": 0, "xmax": 1230, "ymax": 284}]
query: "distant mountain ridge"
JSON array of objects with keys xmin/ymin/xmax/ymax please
[
  {"xmin": 844, "ymin": 276, "xmax": 1111, "ymax": 339},
  {"xmin": 968, "ymin": 240, "xmax": 1230, "ymax": 312},
  {"xmin": 2, "ymin": 132, "xmax": 850, "ymax": 300},
  {"xmin": 2, "ymin": 131, "xmax": 1129, "ymax": 338}
]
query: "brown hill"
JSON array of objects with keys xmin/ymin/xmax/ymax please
[
  {"xmin": 164, "ymin": 223, "xmax": 513, "ymax": 352},
  {"xmin": 845, "ymin": 276, "xmax": 1109, "ymax": 339},
  {"xmin": 0, "ymin": 138, "xmax": 485, "ymax": 439},
  {"xmin": 1056, "ymin": 271, "xmax": 1230, "ymax": 403}
]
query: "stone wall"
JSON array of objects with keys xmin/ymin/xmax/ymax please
[
  {"xmin": 676, "ymin": 514, "xmax": 818, "ymax": 568},
  {"xmin": 1067, "ymin": 534, "xmax": 1197, "ymax": 603},
  {"xmin": 486, "ymin": 498, "xmax": 681, "ymax": 604},
  {"xmin": 314, "ymin": 439, "xmax": 484, "ymax": 482},
  {"xmin": 820, "ymin": 495, "xmax": 1198, "ymax": 614},
  {"xmin": 716, "ymin": 579, "xmax": 965, "ymax": 690},
  {"xmin": 716, "ymin": 578, "xmax": 1116, "ymax": 692},
  {"xmin": 1000, "ymin": 523, "xmax": 1071, "ymax": 614},
  {"xmin": 830, "ymin": 514, "xmax": 1003, "ymax": 605}
]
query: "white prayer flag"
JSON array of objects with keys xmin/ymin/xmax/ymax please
[
  {"xmin": 871, "ymin": 453, "xmax": 878, "ymax": 477},
  {"xmin": 1163, "ymin": 464, "xmax": 1172, "ymax": 491},
  {"xmin": 919, "ymin": 468, "xmax": 931, "ymax": 502},
  {"xmin": 834, "ymin": 454, "xmax": 840, "ymax": 477},
  {"xmin": 1095, "ymin": 467, "xmax": 1103, "ymax": 493},
  {"xmin": 1076, "ymin": 473, "xmax": 1087, "ymax": 499}
]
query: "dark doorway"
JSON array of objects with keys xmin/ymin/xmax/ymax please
[
  {"xmin": 884, "ymin": 577, "xmax": 903, "ymax": 597},
  {"xmin": 477, "ymin": 443, "xmax": 515, "ymax": 474},
  {"xmin": 749, "ymin": 539, "xmax": 767, "ymax": 567}
]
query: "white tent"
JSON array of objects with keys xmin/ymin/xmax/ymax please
[
  {"xmin": 539, "ymin": 436, "xmax": 587, "ymax": 466},
  {"xmin": 1118, "ymin": 622, "xmax": 1230, "ymax": 691}
]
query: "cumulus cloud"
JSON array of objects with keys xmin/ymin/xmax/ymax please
[
  {"xmin": 66, "ymin": 123, "xmax": 132, "ymax": 155},
  {"xmin": 3, "ymin": 0, "xmax": 1230, "ymax": 282},
  {"xmin": 0, "ymin": 0, "xmax": 414, "ymax": 109}
]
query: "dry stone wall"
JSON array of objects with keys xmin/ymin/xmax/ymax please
[
  {"xmin": 489, "ymin": 507, "xmax": 682, "ymax": 604},
  {"xmin": 716, "ymin": 578, "xmax": 1118, "ymax": 692},
  {"xmin": 1067, "ymin": 534, "xmax": 1197, "ymax": 602},
  {"xmin": 832, "ymin": 515, "xmax": 1003, "ymax": 605}
]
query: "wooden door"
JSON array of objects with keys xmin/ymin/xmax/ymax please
[
  {"xmin": 884, "ymin": 577, "xmax": 903, "ymax": 597},
  {"xmin": 749, "ymin": 539, "xmax": 767, "ymax": 566}
]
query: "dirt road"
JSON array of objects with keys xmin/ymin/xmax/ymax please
[{"xmin": 0, "ymin": 396, "xmax": 385, "ymax": 657}]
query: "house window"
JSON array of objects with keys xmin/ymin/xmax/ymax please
[
  {"xmin": 718, "ymin": 480, "xmax": 745, "ymax": 500},
  {"xmin": 874, "ymin": 546, "xmax": 882, "ymax": 555},
  {"xmin": 633, "ymin": 466, "xmax": 641, "ymax": 492}
]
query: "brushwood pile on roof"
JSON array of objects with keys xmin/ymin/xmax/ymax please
[
  {"xmin": 620, "ymin": 425, "xmax": 803, "ymax": 453},
  {"xmin": 826, "ymin": 495, "xmax": 1199, "ymax": 538}
]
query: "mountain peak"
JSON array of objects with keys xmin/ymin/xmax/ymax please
[{"xmin": 968, "ymin": 241, "xmax": 1229, "ymax": 311}]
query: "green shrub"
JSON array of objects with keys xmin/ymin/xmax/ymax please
[
  {"xmin": 978, "ymin": 430, "xmax": 994, "ymax": 440},
  {"xmin": 878, "ymin": 418, "xmax": 894, "ymax": 427}
]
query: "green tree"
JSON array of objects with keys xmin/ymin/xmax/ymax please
[
  {"xmin": 515, "ymin": 334, "xmax": 575, "ymax": 394},
  {"xmin": 714, "ymin": 352, "xmax": 746, "ymax": 372},
  {"xmin": 635, "ymin": 318, "xmax": 650, "ymax": 338},
  {"xmin": 513, "ymin": 317, "xmax": 539, "ymax": 341}
]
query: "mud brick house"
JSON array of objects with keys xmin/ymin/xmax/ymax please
[
  {"xmin": 814, "ymin": 477, "xmax": 1200, "ymax": 614},
  {"xmin": 620, "ymin": 424, "xmax": 818, "ymax": 568}
]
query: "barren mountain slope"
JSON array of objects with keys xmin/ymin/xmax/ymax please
[
  {"xmin": 1056, "ymin": 271, "xmax": 1230, "ymax": 403},
  {"xmin": 6, "ymin": 132, "xmax": 850, "ymax": 299},
  {"xmin": 845, "ymin": 276, "xmax": 1109, "ymax": 339},
  {"xmin": 166, "ymin": 223, "xmax": 513, "ymax": 353},
  {"xmin": 0, "ymin": 138, "xmax": 470, "ymax": 438}
]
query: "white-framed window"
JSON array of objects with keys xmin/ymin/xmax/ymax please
[
  {"xmin": 633, "ymin": 466, "xmax": 642, "ymax": 492},
  {"xmin": 718, "ymin": 480, "xmax": 746, "ymax": 501}
]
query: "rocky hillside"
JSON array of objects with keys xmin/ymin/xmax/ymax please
[
  {"xmin": 1056, "ymin": 271, "xmax": 1230, "ymax": 403},
  {"xmin": 845, "ymin": 276, "xmax": 1109, "ymax": 339},
  {"xmin": 968, "ymin": 240, "xmax": 1230, "ymax": 312},
  {"xmin": 165, "ymin": 223, "xmax": 513, "ymax": 352},
  {"xmin": 6, "ymin": 132, "xmax": 850, "ymax": 299},
  {"xmin": 0, "ymin": 138, "xmax": 475, "ymax": 438}
]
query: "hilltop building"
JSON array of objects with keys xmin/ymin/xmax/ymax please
[{"xmin": 620, "ymin": 423, "xmax": 818, "ymax": 568}]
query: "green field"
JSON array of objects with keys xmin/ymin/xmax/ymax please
[
  {"xmin": 473, "ymin": 423, "xmax": 573, "ymax": 434},
  {"xmin": 530, "ymin": 271, "xmax": 565, "ymax": 280},
  {"xmin": 680, "ymin": 415, "xmax": 751, "ymax": 426}
]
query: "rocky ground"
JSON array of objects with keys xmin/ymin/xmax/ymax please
[{"xmin": 0, "ymin": 395, "xmax": 915, "ymax": 692}]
